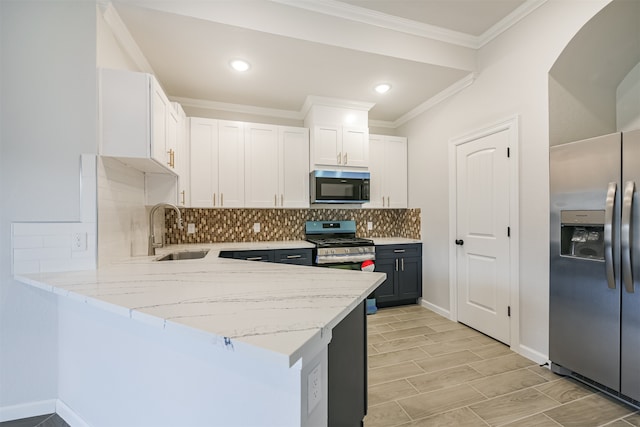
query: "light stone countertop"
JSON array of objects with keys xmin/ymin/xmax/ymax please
[
  {"xmin": 15, "ymin": 240, "xmax": 385, "ymax": 368},
  {"xmin": 371, "ymin": 237, "xmax": 422, "ymax": 245}
]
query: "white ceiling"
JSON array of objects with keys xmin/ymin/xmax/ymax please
[{"xmin": 112, "ymin": 0, "xmax": 540, "ymax": 126}]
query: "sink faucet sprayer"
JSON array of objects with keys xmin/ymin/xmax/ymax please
[{"xmin": 148, "ymin": 203, "xmax": 183, "ymax": 255}]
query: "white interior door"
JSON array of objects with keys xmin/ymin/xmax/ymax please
[{"xmin": 455, "ymin": 130, "xmax": 511, "ymax": 344}]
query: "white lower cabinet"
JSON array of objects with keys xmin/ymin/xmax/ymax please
[
  {"xmin": 365, "ymin": 135, "xmax": 408, "ymax": 209},
  {"xmin": 190, "ymin": 118, "xmax": 244, "ymax": 208}
]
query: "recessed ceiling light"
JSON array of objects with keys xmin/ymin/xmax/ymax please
[
  {"xmin": 374, "ymin": 83, "xmax": 391, "ymax": 94},
  {"xmin": 230, "ymin": 59, "xmax": 250, "ymax": 72}
]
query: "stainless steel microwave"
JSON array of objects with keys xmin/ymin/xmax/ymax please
[{"xmin": 310, "ymin": 170, "xmax": 370, "ymax": 204}]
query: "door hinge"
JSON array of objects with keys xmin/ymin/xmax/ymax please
[
  {"xmin": 507, "ymin": 147, "xmax": 511, "ymax": 158},
  {"xmin": 508, "ymin": 306, "xmax": 511, "ymax": 317},
  {"xmin": 507, "ymin": 226, "xmax": 511, "ymax": 237}
]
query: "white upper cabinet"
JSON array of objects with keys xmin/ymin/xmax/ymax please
[
  {"xmin": 279, "ymin": 126, "xmax": 310, "ymax": 208},
  {"xmin": 189, "ymin": 117, "xmax": 218, "ymax": 208},
  {"xmin": 218, "ymin": 121, "xmax": 245, "ymax": 208},
  {"xmin": 310, "ymin": 125, "xmax": 369, "ymax": 170},
  {"xmin": 365, "ymin": 135, "xmax": 408, "ymax": 209},
  {"xmin": 190, "ymin": 118, "xmax": 245, "ymax": 208},
  {"xmin": 99, "ymin": 68, "xmax": 176, "ymax": 175},
  {"xmin": 245, "ymin": 124, "xmax": 310, "ymax": 208},
  {"xmin": 245, "ymin": 123, "xmax": 279, "ymax": 207}
]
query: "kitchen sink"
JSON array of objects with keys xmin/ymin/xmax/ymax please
[{"xmin": 155, "ymin": 250, "xmax": 210, "ymax": 261}]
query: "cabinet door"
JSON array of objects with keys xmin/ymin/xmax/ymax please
[
  {"xmin": 385, "ymin": 136, "xmax": 408, "ymax": 208},
  {"xmin": 373, "ymin": 258, "xmax": 397, "ymax": 303},
  {"xmin": 279, "ymin": 127, "xmax": 309, "ymax": 208},
  {"xmin": 218, "ymin": 121, "xmax": 245, "ymax": 207},
  {"xmin": 233, "ymin": 250, "xmax": 274, "ymax": 262},
  {"xmin": 151, "ymin": 78, "xmax": 170, "ymax": 166},
  {"xmin": 398, "ymin": 256, "xmax": 421, "ymax": 300},
  {"xmin": 364, "ymin": 135, "xmax": 385, "ymax": 208},
  {"xmin": 173, "ymin": 103, "xmax": 189, "ymax": 206},
  {"xmin": 342, "ymin": 127, "xmax": 368, "ymax": 168},
  {"xmin": 245, "ymin": 123, "xmax": 279, "ymax": 207},
  {"xmin": 189, "ymin": 118, "xmax": 218, "ymax": 207},
  {"xmin": 165, "ymin": 106, "xmax": 178, "ymax": 171},
  {"xmin": 99, "ymin": 69, "xmax": 150, "ymax": 159},
  {"xmin": 313, "ymin": 125, "xmax": 340, "ymax": 167}
]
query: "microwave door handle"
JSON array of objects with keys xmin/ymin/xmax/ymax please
[
  {"xmin": 604, "ymin": 182, "xmax": 617, "ymax": 290},
  {"xmin": 622, "ymin": 180, "xmax": 635, "ymax": 293}
]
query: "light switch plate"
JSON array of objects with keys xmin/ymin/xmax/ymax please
[
  {"xmin": 253, "ymin": 223, "xmax": 260, "ymax": 233},
  {"xmin": 187, "ymin": 223, "xmax": 196, "ymax": 234},
  {"xmin": 367, "ymin": 221, "xmax": 373, "ymax": 231}
]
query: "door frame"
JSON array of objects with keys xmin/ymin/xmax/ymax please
[{"xmin": 448, "ymin": 115, "xmax": 520, "ymax": 350}]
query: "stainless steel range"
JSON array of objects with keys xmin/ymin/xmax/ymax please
[{"xmin": 305, "ymin": 220, "xmax": 375, "ymax": 267}]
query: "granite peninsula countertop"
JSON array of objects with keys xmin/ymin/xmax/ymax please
[{"xmin": 15, "ymin": 240, "xmax": 386, "ymax": 367}]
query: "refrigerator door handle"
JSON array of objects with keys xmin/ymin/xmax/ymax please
[
  {"xmin": 604, "ymin": 182, "xmax": 617, "ymax": 289},
  {"xmin": 621, "ymin": 180, "xmax": 635, "ymax": 293}
]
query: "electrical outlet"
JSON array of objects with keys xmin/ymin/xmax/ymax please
[
  {"xmin": 72, "ymin": 232, "xmax": 87, "ymax": 252},
  {"xmin": 253, "ymin": 222, "xmax": 260, "ymax": 233},
  {"xmin": 367, "ymin": 221, "xmax": 373, "ymax": 231},
  {"xmin": 187, "ymin": 223, "xmax": 196, "ymax": 234},
  {"xmin": 307, "ymin": 363, "xmax": 321, "ymax": 414}
]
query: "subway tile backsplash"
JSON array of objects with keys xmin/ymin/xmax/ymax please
[{"xmin": 164, "ymin": 208, "xmax": 420, "ymax": 244}]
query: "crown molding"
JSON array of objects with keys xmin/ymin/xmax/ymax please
[
  {"xmin": 174, "ymin": 74, "xmax": 475, "ymax": 130},
  {"xmin": 301, "ymin": 95, "xmax": 375, "ymax": 117},
  {"xmin": 171, "ymin": 97, "xmax": 303, "ymax": 120},
  {"xmin": 270, "ymin": 0, "xmax": 547, "ymax": 50},
  {"xmin": 390, "ymin": 73, "xmax": 477, "ymax": 128},
  {"xmin": 270, "ymin": 0, "xmax": 477, "ymax": 48},
  {"xmin": 100, "ymin": 2, "xmax": 155, "ymax": 74},
  {"xmin": 477, "ymin": 0, "xmax": 548, "ymax": 48}
]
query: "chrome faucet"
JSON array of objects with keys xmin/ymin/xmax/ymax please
[{"xmin": 148, "ymin": 203, "xmax": 183, "ymax": 255}]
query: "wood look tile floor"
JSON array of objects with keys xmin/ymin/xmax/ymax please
[{"xmin": 364, "ymin": 305, "xmax": 640, "ymax": 427}]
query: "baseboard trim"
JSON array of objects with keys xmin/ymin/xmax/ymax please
[
  {"xmin": 56, "ymin": 399, "xmax": 89, "ymax": 427},
  {"xmin": 518, "ymin": 344, "xmax": 549, "ymax": 365},
  {"xmin": 419, "ymin": 298, "xmax": 450, "ymax": 319},
  {"xmin": 0, "ymin": 399, "xmax": 56, "ymax": 422}
]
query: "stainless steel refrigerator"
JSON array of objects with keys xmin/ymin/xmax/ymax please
[{"xmin": 550, "ymin": 129, "xmax": 640, "ymax": 407}]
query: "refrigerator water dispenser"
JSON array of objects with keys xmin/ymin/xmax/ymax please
[{"xmin": 560, "ymin": 210, "xmax": 605, "ymax": 260}]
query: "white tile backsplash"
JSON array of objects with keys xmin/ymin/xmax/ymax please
[
  {"xmin": 97, "ymin": 157, "xmax": 148, "ymax": 266},
  {"xmin": 12, "ymin": 222, "xmax": 97, "ymax": 275},
  {"xmin": 11, "ymin": 154, "xmax": 98, "ymax": 275}
]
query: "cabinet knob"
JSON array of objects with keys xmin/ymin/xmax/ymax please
[
  {"xmin": 337, "ymin": 152, "xmax": 342, "ymax": 165},
  {"xmin": 180, "ymin": 190, "xmax": 185, "ymax": 206},
  {"xmin": 213, "ymin": 193, "xmax": 216, "ymax": 207},
  {"xmin": 281, "ymin": 194, "xmax": 284, "ymax": 207},
  {"xmin": 344, "ymin": 152, "xmax": 348, "ymax": 165},
  {"xmin": 455, "ymin": 239, "xmax": 464, "ymax": 246}
]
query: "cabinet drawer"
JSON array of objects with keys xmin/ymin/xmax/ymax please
[
  {"xmin": 375, "ymin": 244, "xmax": 422, "ymax": 259},
  {"xmin": 221, "ymin": 250, "xmax": 275, "ymax": 262},
  {"xmin": 274, "ymin": 249, "xmax": 313, "ymax": 266}
]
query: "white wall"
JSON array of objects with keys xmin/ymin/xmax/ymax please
[
  {"xmin": 0, "ymin": 0, "xmax": 97, "ymax": 417},
  {"xmin": 617, "ymin": 62, "xmax": 640, "ymax": 131},
  {"xmin": 399, "ymin": 0, "xmax": 611, "ymax": 360}
]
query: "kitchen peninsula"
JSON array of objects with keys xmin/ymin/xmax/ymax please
[{"xmin": 14, "ymin": 243, "xmax": 385, "ymax": 427}]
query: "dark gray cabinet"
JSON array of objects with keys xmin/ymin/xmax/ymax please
[
  {"xmin": 374, "ymin": 243, "xmax": 422, "ymax": 307},
  {"xmin": 274, "ymin": 248, "xmax": 313, "ymax": 265},
  {"xmin": 219, "ymin": 248, "xmax": 313, "ymax": 266},
  {"xmin": 328, "ymin": 300, "xmax": 366, "ymax": 426}
]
